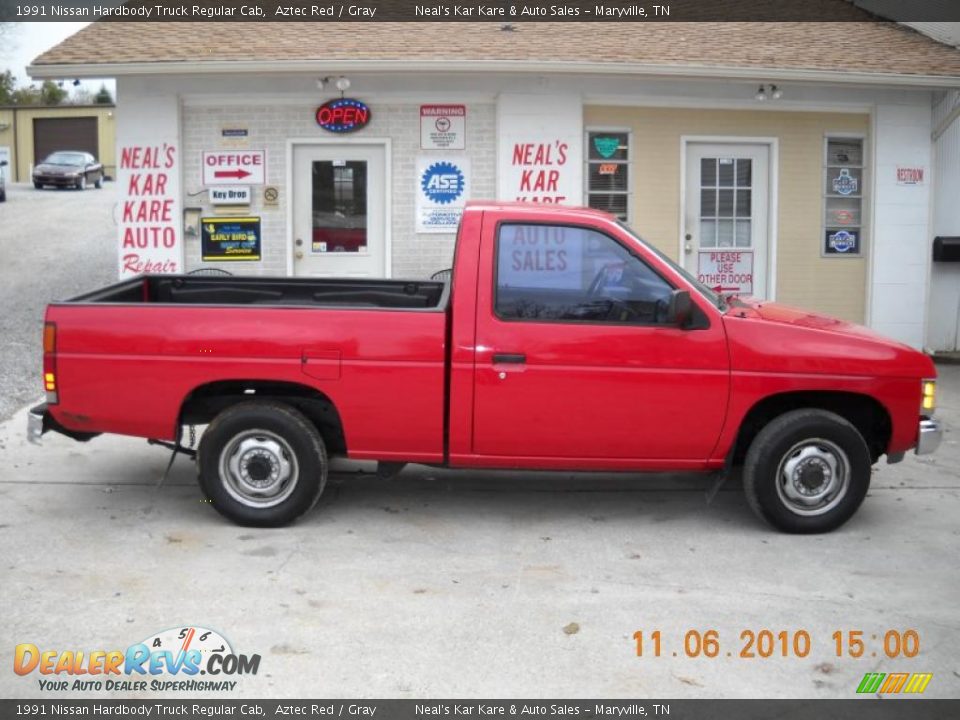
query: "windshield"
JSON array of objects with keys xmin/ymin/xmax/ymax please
[
  {"xmin": 43, "ymin": 152, "xmax": 87, "ymax": 166},
  {"xmin": 616, "ymin": 220, "xmax": 725, "ymax": 311}
]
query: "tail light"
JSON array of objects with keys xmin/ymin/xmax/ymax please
[{"xmin": 43, "ymin": 322, "xmax": 58, "ymax": 405}]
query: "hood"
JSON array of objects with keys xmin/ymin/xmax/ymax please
[
  {"xmin": 35, "ymin": 164, "xmax": 81, "ymax": 174},
  {"xmin": 722, "ymin": 299, "xmax": 935, "ymax": 378}
]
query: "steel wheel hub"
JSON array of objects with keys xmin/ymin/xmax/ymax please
[
  {"xmin": 219, "ymin": 430, "xmax": 299, "ymax": 508},
  {"xmin": 776, "ymin": 439, "xmax": 850, "ymax": 517}
]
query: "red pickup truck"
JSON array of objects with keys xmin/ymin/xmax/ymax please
[{"xmin": 29, "ymin": 202, "xmax": 941, "ymax": 533}]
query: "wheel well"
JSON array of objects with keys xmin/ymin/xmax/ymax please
[
  {"xmin": 180, "ymin": 380, "xmax": 347, "ymax": 454},
  {"xmin": 732, "ymin": 391, "xmax": 893, "ymax": 464}
]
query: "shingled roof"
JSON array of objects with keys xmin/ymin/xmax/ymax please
[{"xmin": 30, "ymin": 21, "xmax": 960, "ymax": 82}]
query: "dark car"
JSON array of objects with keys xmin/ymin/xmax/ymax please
[
  {"xmin": 0, "ymin": 159, "xmax": 7, "ymax": 202},
  {"xmin": 33, "ymin": 151, "xmax": 104, "ymax": 190}
]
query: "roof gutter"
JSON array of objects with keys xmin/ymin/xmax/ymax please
[{"xmin": 27, "ymin": 58, "xmax": 960, "ymax": 89}]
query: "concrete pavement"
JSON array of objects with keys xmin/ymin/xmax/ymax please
[
  {"xmin": 0, "ymin": 182, "xmax": 117, "ymax": 420},
  {"xmin": 0, "ymin": 366, "xmax": 957, "ymax": 699}
]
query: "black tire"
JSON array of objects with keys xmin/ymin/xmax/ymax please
[
  {"xmin": 95, "ymin": 174, "xmax": 103, "ymax": 189},
  {"xmin": 197, "ymin": 401, "xmax": 327, "ymax": 527},
  {"xmin": 743, "ymin": 409, "xmax": 871, "ymax": 534},
  {"xmin": 76, "ymin": 175, "xmax": 86, "ymax": 191},
  {"xmin": 34, "ymin": 182, "xmax": 43, "ymax": 190},
  {"xmin": 0, "ymin": 190, "xmax": 5, "ymax": 202}
]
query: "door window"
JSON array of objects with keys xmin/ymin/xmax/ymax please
[
  {"xmin": 699, "ymin": 157, "xmax": 753, "ymax": 249},
  {"xmin": 311, "ymin": 160, "xmax": 367, "ymax": 254},
  {"xmin": 495, "ymin": 224, "xmax": 674, "ymax": 324}
]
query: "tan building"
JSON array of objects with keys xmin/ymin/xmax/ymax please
[
  {"xmin": 29, "ymin": 17, "xmax": 960, "ymax": 349},
  {"xmin": 0, "ymin": 104, "xmax": 117, "ymax": 182}
]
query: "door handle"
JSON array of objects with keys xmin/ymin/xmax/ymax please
[{"xmin": 492, "ymin": 353, "xmax": 526, "ymax": 364}]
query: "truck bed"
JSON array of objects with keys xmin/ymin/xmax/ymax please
[
  {"xmin": 71, "ymin": 275, "xmax": 448, "ymax": 310},
  {"xmin": 46, "ymin": 274, "xmax": 450, "ymax": 460}
]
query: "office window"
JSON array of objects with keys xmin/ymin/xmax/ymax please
[
  {"xmin": 823, "ymin": 136, "xmax": 865, "ymax": 257},
  {"xmin": 586, "ymin": 131, "xmax": 630, "ymax": 221}
]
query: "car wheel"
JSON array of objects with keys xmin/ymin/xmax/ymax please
[
  {"xmin": 743, "ymin": 409, "xmax": 871, "ymax": 534},
  {"xmin": 198, "ymin": 401, "xmax": 327, "ymax": 527},
  {"xmin": 34, "ymin": 182, "xmax": 43, "ymax": 190},
  {"xmin": 76, "ymin": 175, "xmax": 86, "ymax": 191}
]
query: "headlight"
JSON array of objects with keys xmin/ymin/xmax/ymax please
[{"xmin": 921, "ymin": 379, "xmax": 936, "ymax": 415}]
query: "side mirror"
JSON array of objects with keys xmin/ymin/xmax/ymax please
[{"xmin": 667, "ymin": 289, "xmax": 693, "ymax": 327}]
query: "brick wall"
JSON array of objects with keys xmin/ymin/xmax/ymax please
[{"xmin": 181, "ymin": 102, "xmax": 495, "ymax": 278}]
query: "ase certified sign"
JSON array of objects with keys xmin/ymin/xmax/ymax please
[{"xmin": 202, "ymin": 150, "xmax": 266, "ymax": 185}]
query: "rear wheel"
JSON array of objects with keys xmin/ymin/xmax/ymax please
[
  {"xmin": 743, "ymin": 409, "xmax": 871, "ymax": 533},
  {"xmin": 198, "ymin": 402, "xmax": 327, "ymax": 527},
  {"xmin": 94, "ymin": 174, "xmax": 103, "ymax": 189}
]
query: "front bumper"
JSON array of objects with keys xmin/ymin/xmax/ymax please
[
  {"xmin": 33, "ymin": 175, "xmax": 80, "ymax": 186},
  {"xmin": 916, "ymin": 417, "xmax": 942, "ymax": 455}
]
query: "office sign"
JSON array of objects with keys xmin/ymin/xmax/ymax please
[{"xmin": 202, "ymin": 150, "xmax": 266, "ymax": 185}]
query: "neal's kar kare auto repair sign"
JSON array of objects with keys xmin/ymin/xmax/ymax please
[{"xmin": 118, "ymin": 143, "xmax": 180, "ymax": 278}]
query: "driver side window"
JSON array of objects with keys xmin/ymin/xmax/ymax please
[{"xmin": 495, "ymin": 223, "xmax": 675, "ymax": 324}]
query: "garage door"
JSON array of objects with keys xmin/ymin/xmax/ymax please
[{"xmin": 33, "ymin": 117, "xmax": 98, "ymax": 164}]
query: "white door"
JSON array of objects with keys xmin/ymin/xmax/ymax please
[
  {"xmin": 683, "ymin": 143, "xmax": 770, "ymax": 299},
  {"xmin": 292, "ymin": 143, "xmax": 386, "ymax": 277}
]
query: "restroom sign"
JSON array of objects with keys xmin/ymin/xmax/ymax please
[
  {"xmin": 421, "ymin": 105, "xmax": 466, "ymax": 150},
  {"xmin": 697, "ymin": 250, "xmax": 754, "ymax": 295},
  {"xmin": 202, "ymin": 150, "xmax": 266, "ymax": 185}
]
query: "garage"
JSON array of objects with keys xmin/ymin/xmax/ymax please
[{"xmin": 32, "ymin": 115, "xmax": 98, "ymax": 164}]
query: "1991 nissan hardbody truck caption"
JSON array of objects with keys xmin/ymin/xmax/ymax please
[{"xmin": 29, "ymin": 202, "xmax": 942, "ymax": 532}]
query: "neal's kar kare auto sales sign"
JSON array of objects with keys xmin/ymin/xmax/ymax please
[
  {"xmin": 416, "ymin": 157, "xmax": 470, "ymax": 233},
  {"xmin": 202, "ymin": 150, "xmax": 266, "ymax": 185}
]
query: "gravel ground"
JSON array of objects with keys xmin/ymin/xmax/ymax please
[{"xmin": 0, "ymin": 182, "xmax": 117, "ymax": 420}]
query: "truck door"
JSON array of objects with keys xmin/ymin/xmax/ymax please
[{"xmin": 471, "ymin": 220, "xmax": 730, "ymax": 465}]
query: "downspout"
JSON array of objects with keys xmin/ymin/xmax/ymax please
[
  {"xmin": 12, "ymin": 107, "xmax": 18, "ymax": 182},
  {"xmin": 932, "ymin": 94, "xmax": 960, "ymax": 142}
]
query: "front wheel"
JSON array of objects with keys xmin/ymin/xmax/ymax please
[
  {"xmin": 198, "ymin": 402, "xmax": 327, "ymax": 527},
  {"xmin": 743, "ymin": 409, "xmax": 872, "ymax": 533},
  {"xmin": 76, "ymin": 175, "xmax": 87, "ymax": 190}
]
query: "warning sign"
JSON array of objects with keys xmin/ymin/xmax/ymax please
[
  {"xmin": 421, "ymin": 105, "xmax": 466, "ymax": 150},
  {"xmin": 697, "ymin": 250, "xmax": 754, "ymax": 295}
]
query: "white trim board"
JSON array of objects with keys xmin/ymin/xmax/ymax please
[{"xmin": 678, "ymin": 135, "xmax": 780, "ymax": 301}]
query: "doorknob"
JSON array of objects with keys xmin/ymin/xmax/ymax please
[
  {"xmin": 684, "ymin": 233, "xmax": 693, "ymax": 254},
  {"xmin": 295, "ymin": 238, "xmax": 303, "ymax": 246},
  {"xmin": 295, "ymin": 250, "xmax": 304, "ymax": 260}
]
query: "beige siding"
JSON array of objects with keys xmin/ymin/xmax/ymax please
[
  {"xmin": 0, "ymin": 106, "xmax": 116, "ymax": 182},
  {"xmin": 584, "ymin": 106, "xmax": 870, "ymax": 324}
]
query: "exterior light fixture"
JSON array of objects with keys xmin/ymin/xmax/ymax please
[
  {"xmin": 335, "ymin": 77, "xmax": 351, "ymax": 93},
  {"xmin": 72, "ymin": 79, "xmax": 81, "ymax": 87},
  {"xmin": 755, "ymin": 84, "xmax": 784, "ymax": 102}
]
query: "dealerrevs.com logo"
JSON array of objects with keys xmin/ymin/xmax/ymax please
[{"xmin": 14, "ymin": 626, "xmax": 261, "ymax": 693}]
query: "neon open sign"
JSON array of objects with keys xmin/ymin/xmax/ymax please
[{"xmin": 316, "ymin": 98, "xmax": 371, "ymax": 133}]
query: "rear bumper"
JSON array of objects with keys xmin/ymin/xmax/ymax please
[
  {"xmin": 916, "ymin": 418, "xmax": 942, "ymax": 456},
  {"xmin": 27, "ymin": 403, "xmax": 46, "ymax": 445},
  {"xmin": 27, "ymin": 403, "xmax": 100, "ymax": 445}
]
